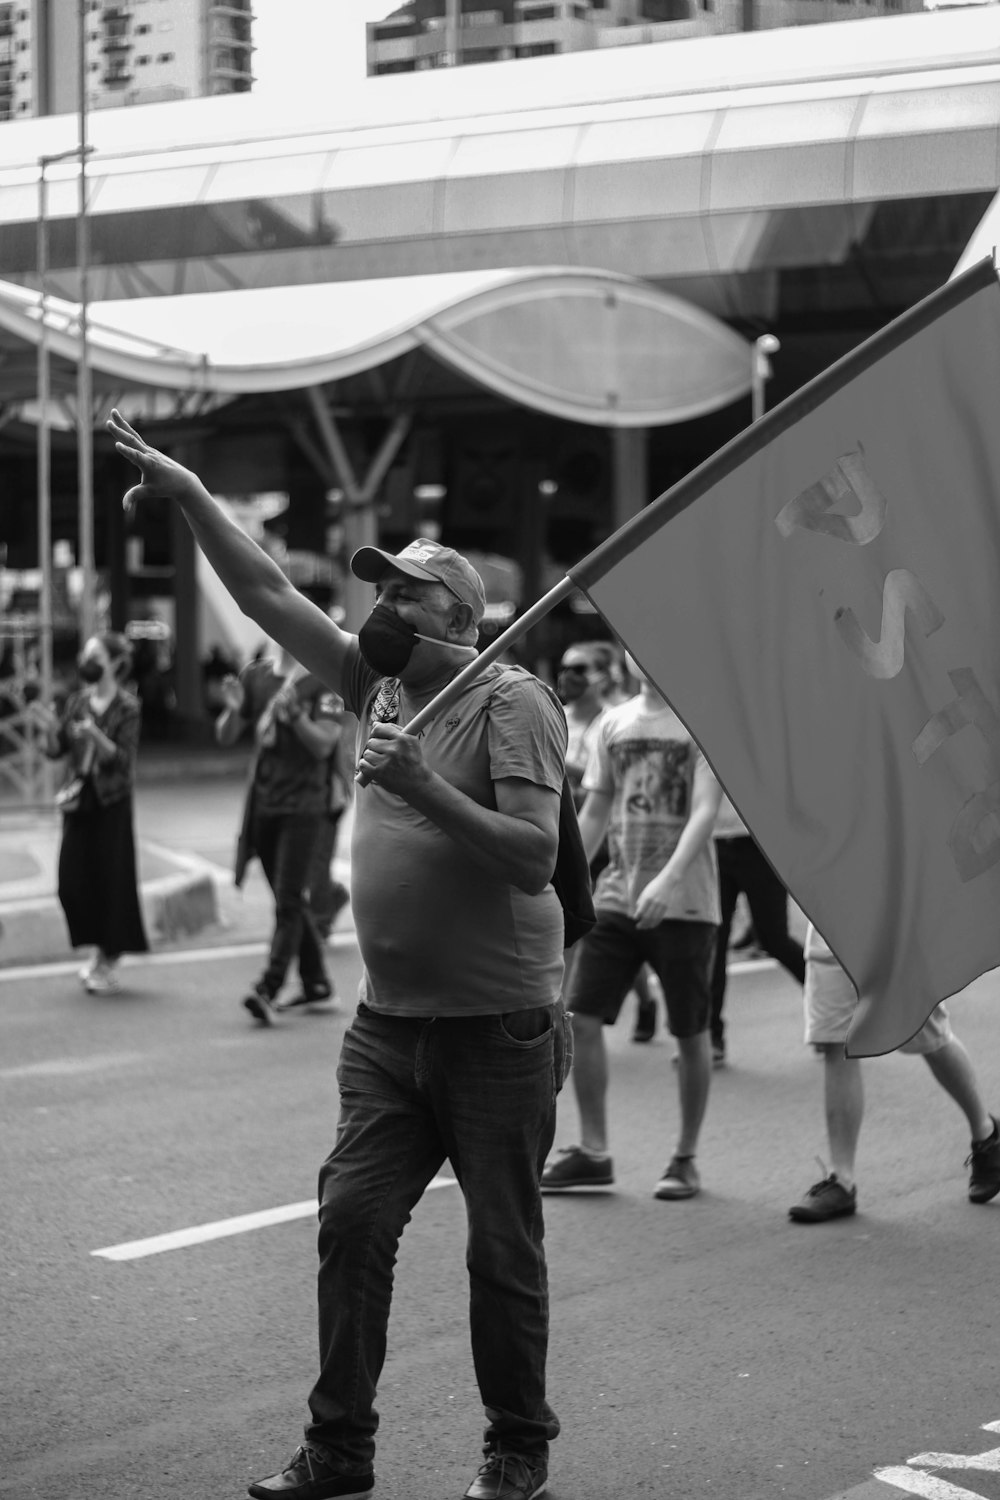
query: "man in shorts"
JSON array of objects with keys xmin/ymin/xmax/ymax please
[
  {"xmin": 541, "ymin": 663, "xmax": 722, "ymax": 1201},
  {"xmin": 789, "ymin": 922, "xmax": 1000, "ymax": 1221}
]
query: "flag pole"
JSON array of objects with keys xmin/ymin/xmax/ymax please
[{"xmin": 402, "ymin": 575, "xmax": 576, "ymax": 738}]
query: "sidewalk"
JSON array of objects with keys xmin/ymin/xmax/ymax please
[{"xmin": 0, "ymin": 743, "xmax": 352, "ymax": 968}]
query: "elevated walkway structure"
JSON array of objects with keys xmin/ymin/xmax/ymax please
[{"xmin": 0, "ymin": 7, "xmax": 996, "ymax": 319}]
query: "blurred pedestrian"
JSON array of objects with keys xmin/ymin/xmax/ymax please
[
  {"xmin": 709, "ymin": 793, "xmax": 805, "ymax": 1065},
  {"xmin": 542, "ymin": 661, "xmax": 721, "ymax": 1201},
  {"xmin": 789, "ymin": 923, "xmax": 1000, "ymax": 1221},
  {"xmin": 558, "ymin": 640, "xmax": 661, "ymax": 1042},
  {"xmin": 110, "ymin": 403, "xmax": 571, "ymax": 1500},
  {"xmin": 31, "ymin": 632, "xmax": 148, "ymax": 993},
  {"xmin": 216, "ymin": 643, "xmax": 342, "ymax": 1024},
  {"xmin": 306, "ymin": 695, "xmax": 354, "ymax": 945}
]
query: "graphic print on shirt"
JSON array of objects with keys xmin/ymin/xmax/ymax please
[{"xmin": 608, "ymin": 735, "xmax": 696, "ymax": 909}]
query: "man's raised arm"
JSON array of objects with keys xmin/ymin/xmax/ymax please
[{"xmin": 107, "ymin": 409, "xmax": 355, "ymax": 695}]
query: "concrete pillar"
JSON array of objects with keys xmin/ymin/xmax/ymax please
[
  {"xmin": 611, "ymin": 427, "xmax": 649, "ymax": 532},
  {"xmin": 169, "ymin": 498, "xmax": 203, "ymax": 728}
]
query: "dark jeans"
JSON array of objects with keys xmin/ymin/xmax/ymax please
[
  {"xmin": 308, "ymin": 812, "xmax": 350, "ymax": 941},
  {"xmin": 710, "ymin": 835, "xmax": 806, "ymax": 1047},
  {"xmin": 305, "ymin": 1001, "xmax": 571, "ymax": 1472},
  {"xmin": 252, "ymin": 810, "xmax": 329, "ymax": 997}
]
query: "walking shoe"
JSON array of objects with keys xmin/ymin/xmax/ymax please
[
  {"xmin": 275, "ymin": 982, "xmax": 341, "ymax": 1016},
  {"xmin": 540, "ymin": 1145, "xmax": 614, "ymax": 1191},
  {"xmin": 78, "ymin": 952, "xmax": 100, "ymax": 990},
  {"xmin": 247, "ymin": 1443, "xmax": 373, "ymax": 1499},
  {"xmin": 711, "ymin": 1041, "xmax": 727, "ymax": 1067},
  {"xmin": 654, "ymin": 1155, "xmax": 700, "ymax": 1199},
  {"xmin": 788, "ymin": 1173, "xmax": 857, "ymax": 1223},
  {"xmin": 85, "ymin": 960, "xmax": 121, "ymax": 995},
  {"xmin": 967, "ymin": 1115, "xmax": 1000, "ymax": 1204},
  {"xmin": 463, "ymin": 1451, "xmax": 547, "ymax": 1500},
  {"xmin": 243, "ymin": 981, "xmax": 277, "ymax": 1027}
]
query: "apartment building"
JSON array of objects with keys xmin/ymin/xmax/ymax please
[
  {"xmin": 368, "ymin": 0, "xmax": 923, "ymax": 72},
  {"xmin": 0, "ymin": 0, "xmax": 253, "ymax": 121}
]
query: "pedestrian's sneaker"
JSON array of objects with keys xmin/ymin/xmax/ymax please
[
  {"xmin": 86, "ymin": 959, "xmax": 121, "ymax": 995},
  {"xmin": 247, "ymin": 1442, "xmax": 373, "ymax": 1500},
  {"xmin": 540, "ymin": 1145, "xmax": 613, "ymax": 1191},
  {"xmin": 654, "ymin": 1154, "xmax": 700, "ymax": 1200},
  {"xmin": 462, "ymin": 1450, "xmax": 547, "ymax": 1500},
  {"xmin": 275, "ymin": 981, "xmax": 341, "ymax": 1016},
  {"xmin": 243, "ymin": 981, "xmax": 277, "ymax": 1027},
  {"xmin": 967, "ymin": 1115, "xmax": 1000, "ymax": 1204},
  {"xmin": 78, "ymin": 952, "xmax": 100, "ymax": 990},
  {"xmin": 788, "ymin": 1173, "xmax": 857, "ymax": 1223},
  {"xmin": 711, "ymin": 1040, "xmax": 727, "ymax": 1067}
]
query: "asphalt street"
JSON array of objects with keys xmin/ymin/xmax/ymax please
[{"xmin": 3, "ymin": 938, "xmax": 1000, "ymax": 1500}]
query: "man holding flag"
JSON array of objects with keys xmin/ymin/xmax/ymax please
[{"xmin": 107, "ymin": 409, "xmax": 571, "ymax": 1500}]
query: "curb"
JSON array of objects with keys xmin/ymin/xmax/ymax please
[{"xmin": 0, "ymin": 866, "xmax": 220, "ymax": 969}]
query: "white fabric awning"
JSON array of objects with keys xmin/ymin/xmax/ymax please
[{"xmin": 0, "ymin": 266, "xmax": 752, "ymax": 426}]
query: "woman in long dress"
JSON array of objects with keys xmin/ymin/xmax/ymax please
[{"xmin": 33, "ymin": 632, "xmax": 149, "ymax": 992}]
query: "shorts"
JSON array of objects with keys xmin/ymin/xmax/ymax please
[
  {"xmin": 566, "ymin": 909, "xmax": 716, "ymax": 1039},
  {"xmin": 804, "ymin": 945, "xmax": 953, "ymax": 1054}
]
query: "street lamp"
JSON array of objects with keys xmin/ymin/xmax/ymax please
[
  {"xmin": 76, "ymin": 0, "xmax": 95, "ymax": 645},
  {"xmin": 36, "ymin": 143, "xmax": 93, "ymax": 727},
  {"xmin": 751, "ymin": 333, "xmax": 781, "ymax": 423}
]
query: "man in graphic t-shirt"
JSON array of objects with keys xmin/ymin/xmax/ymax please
[{"xmin": 541, "ymin": 661, "xmax": 722, "ymax": 1201}]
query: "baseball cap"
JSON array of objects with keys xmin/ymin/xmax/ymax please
[{"xmin": 350, "ymin": 538, "xmax": 487, "ymax": 624}]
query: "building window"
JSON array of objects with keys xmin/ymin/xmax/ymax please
[
  {"xmin": 137, "ymin": 52, "xmax": 149, "ymax": 62},
  {"xmin": 135, "ymin": 21, "xmax": 151, "ymax": 31},
  {"xmin": 515, "ymin": 40, "xmax": 558, "ymax": 53},
  {"xmin": 156, "ymin": 50, "xmax": 173, "ymax": 60},
  {"xmin": 462, "ymin": 7, "xmax": 502, "ymax": 23},
  {"xmin": 520, "ymin": 4, "xmax": 557, "ymax": 16}
]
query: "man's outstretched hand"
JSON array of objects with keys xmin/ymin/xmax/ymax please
[{"xmin": 107, "ymin": 408, "xmax": 198, "ymax": 516}]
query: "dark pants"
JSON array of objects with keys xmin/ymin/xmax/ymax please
[
  {"xmin": 307, "ymin": 812, "xmax": 350, "ymax": 941},
  {"xmin": 305, "ymin": 1002, "xmax": 570, "ymax": 1472},
  {"xmin": 252, "ymin": 810, "xmax": 329, "ymax": 997},
  {"xmin": 710, "ymin": 835, "xmax": 805, "ymax": 1048}
]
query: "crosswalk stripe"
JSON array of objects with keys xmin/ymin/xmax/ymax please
[{"xmin": 92, "ymin": 1176, "xmax": 458, "ymax": 1262}]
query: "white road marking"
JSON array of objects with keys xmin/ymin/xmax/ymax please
[
  {"xmin": 874, "ymin": 1469, "xmax": 991, "ymax": 1497},
  {"xmin": 0, "ymin": 930, "xmax": 357, "ymax": 985},
  {"xmin": 908, "ymin": 1447, "xmax": 1000, "ymax": 1472},
  {"xmin": 92, "ymin": 1176, "xmax": 458, "ymax": 1262},
  {"xmin": 0, "ymin": 1052, "xmax": 145, "ymax": 1080}
]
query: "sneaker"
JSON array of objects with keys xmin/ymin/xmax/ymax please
[
  {"xmin": 967, "ymin": 1116, "xmax": 1000, "ymax": 1204},
  {"xmin": 247, "ymin": 1443, "xmax": 373, "ymax": 1500},
  {"xmin": 654, "ymin": 1155, "xmax": 700, "ymax": 1200},
  {"xmin": 788, "ymin": 1173, "xmax": 857, "ymax": 1223},
  {"xmin": 712, "ymin": 1041, "xmax": 727, "ymax": 1067},
  {"xmin": 275, "ymin": 982, "xmax": 341, "ymax": 1016},
  {"xmin": 243, "ymin": 982, "xmax": 277, "ymax": 1027},
  {"xmin": 540, "ymin": 1145, "xmax": 614, "ymax": 1191},
  {"xmin": 78, "ymin": 952, "xmax": 100, "ymax": 990},
  {"xmin": 463, "ymin": 1451, "xmax": 547, "ymax": 1500},
  {"xmin": 86, "ymin": 960, "xmax": 121, "ymax": 995}
]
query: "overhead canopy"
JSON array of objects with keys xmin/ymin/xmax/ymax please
[
  {"xmin": 0, "ymin": 9, "xmax": 996, "ymax": 308},
  {"xmin": 0, "ymin": 266, "xmax": 752, "ymax": 427}
]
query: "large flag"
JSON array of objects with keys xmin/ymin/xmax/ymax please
[{"xmin": 570, "ymin": 257, "xmax": 1000, "ymax": 1057}]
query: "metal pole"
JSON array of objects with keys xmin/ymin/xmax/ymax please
[
  {"xmin": 36, "ymin": 161, "xmax": 53, "ymax": 721},
  {"xmin": 751, "ymin": 333, "xmax": 780, "ymax": 423},
  {"xmin": 76, "ymin": 0, "xmax": 95, "ymax": 642}
]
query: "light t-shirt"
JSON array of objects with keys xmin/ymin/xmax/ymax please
[
  {"xmin": 341, "ymin": 647, "xmax": 567, "ymax": 1017},
  {"xmin": 584, "ymin": 695, "xmax": 720, "ymax": 925}
]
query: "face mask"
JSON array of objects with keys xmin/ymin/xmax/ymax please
[
  {"xmin": 78, "ymin": 658, "xmax": 104, "ymax": 684},
  {"xmin": 358, "ymin": 602, "xmax": 419, "ymax": 676},
  {"xmin": 557, "ymin": 669, "xmax": 589, "ymax": 703}
]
